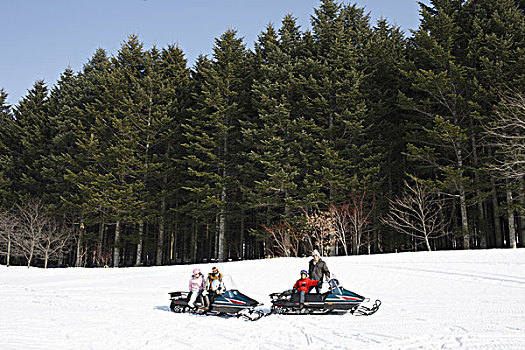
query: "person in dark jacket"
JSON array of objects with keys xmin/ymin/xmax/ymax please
[
  {"xmin": 293, "ymin": 270, "xmax": 320, "ymax": 307},
  {"xmin": 308, "ymin": 249, "xmax": 330, "ymax": 293}
]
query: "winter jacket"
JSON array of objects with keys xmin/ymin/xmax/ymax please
[
  {"xmin": 189, "ymin": 275, "xmax": 205, "ymax": 292},
  {"xmin": 293, "ymin": 277, "xmax": 320, "ymax": 293},
  {"xmin": 308, "ymin": 258, "xmax": 330, "ymax": 281},
  {"xmin": 206, "ymin": 272, "xmax": 225, "ymax": 292}
]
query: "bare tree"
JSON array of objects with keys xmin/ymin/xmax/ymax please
[
  {"xmin": 486, "ymin": 93, "xmax": 525, "ymax": 179},
  {"xmin": 13, "ymin": 200, "xmax": 49, "ymax": 268},
  {"xmin": 35, "ymin": 219, "xmax": 73, "ymax": 268},
  {"xmin": 485, "ymin": 93, "xmax": 525, "ymax": 247},
  {"xmin": 304, "ymin": 210, "xmax": 337, "ymax": 257},
  {"xmin": 329, "ymin": 203, "xmax": 350, "ymax": 255},
  {"xmin": 0, "ymin": 209, "xmax": 18, "ymax": 266},
  {"xmin": 346, "ymin": 191, "xmax": 374, "ymax": 255},
  {"xmin": 382, "ymin": 180, "xmax": 448, "ymax": 251},
  {"xmin": 262, "ymin": 222, "xmax": 300, "ymax": 257}
]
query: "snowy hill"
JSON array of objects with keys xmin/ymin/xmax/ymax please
[{"xmin": 1, "ymin": 249, "xmax": 524, "ymax": 349}]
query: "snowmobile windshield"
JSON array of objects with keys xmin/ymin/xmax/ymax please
[
  {"xmin": 222, "ymin": 275, "xmax": 238, "ymax": 291},
  {"xmin": 328, "ymin": 275, "xmax": 343, "ymax": 295}
]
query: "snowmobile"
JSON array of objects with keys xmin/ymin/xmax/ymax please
[
  {"xmin": 269, "ymin": 276, "xmax": 381, "ymax": 316},
  {"xmin": 169, "ymin": 275, "xmax": 265, "ymax": 321}
]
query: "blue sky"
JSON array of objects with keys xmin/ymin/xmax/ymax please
[{"xmin": 1, "ymin": 0, "xmax": 426, "ymax": 105}]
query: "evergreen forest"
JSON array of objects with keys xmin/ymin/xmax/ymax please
[{"xmin": 1, "ymin": 0, "xmax": 524, "ymax": 268}]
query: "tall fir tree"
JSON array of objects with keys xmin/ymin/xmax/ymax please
[
  {"xmin": 248, "ymin": 18, "xmax": 314, "ymax": 256},
  {"xmin": 182, "ymin": 30, "xmax": 249, "ymax": 261},
  {"xmin": 0, "ymin": 89, "xmax": 14, "ymax": 209},
  {"xmin": 403, "ymin": 0, "xmax": 474, "ymax": 249},
  {"xmin": 11, "ymin": 81, "xmax": 51, "ymax": 201}
]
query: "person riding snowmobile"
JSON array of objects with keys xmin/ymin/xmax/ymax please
[
  {"xmin": 293, "ymin": 270, "xmax": 320, "ymax": 308},
  {"xmin": 308, "ymin": 249, "xmax": 330, "ymax": 293},
  {"xmin": 206, "ymin": 267, "xmax": 225, "ymax": 295},
  {"xmin": 188, "ymin": 268, "xmax": 207, "ymax": 308}
]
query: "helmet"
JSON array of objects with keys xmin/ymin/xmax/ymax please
[
  {"xmin": 192, "ymin": 268, "xmax": 201, "ymax": 275},
  {"xmin": 211, "ymin": 267, "xmax": 219, "ymax": 274},
  {"xmin": 300, "ymin": 270, "xmax": 308, "ymax": 275}
]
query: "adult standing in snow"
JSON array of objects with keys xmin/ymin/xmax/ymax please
[
  {"xmin": 308, "ymin": 249, "xmax": 330, "ymax": 293},
  {"xmin": 188, "ymin": 268, "xmax": 206, "ymax": 308},
  {"xmin": 293, "ymin": 270, "xmax": 320, "ymax": 308}
]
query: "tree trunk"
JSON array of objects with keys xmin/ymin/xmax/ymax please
[
  {"xmin": 457, "ymin": 146, "xmax": 469, "ymax": 249},
  {"xmin": 27, "ymin": 243, "xmax": 34, "ymax": 268},
  {"xmin": 519, "ymin": 181, "xmax": 525, "ymax": 248},
  {"xmin": 218, "ymin": 185, "xmax": 226, "ymax": 262},
  {"xmin": 113, "ymin": 221, "xmax": 121, "ymax": 267},
  {"xmin": 97, "ymin": 222, "xmax": 105, "ymax": 261},
  {"xmin": 470, "ymin": 122, "xmax": 486, "ymax": 249},
  {"xmin": 44, "ymin": 243, "xmax": 50, "ymax": 269},
  {"xmin": 477, "ymin": 200, "xmax": 486, "ymax": 249},
  {"xmin": 156, "ymin": 181, "xmax": 167, "ymax": 265},
  {"xmin": 352, "ymin": 222, "xmax": 359, "ymax": 255},
  {"xmin": 239, "ymin": 212, "xmax": 244, "ymax": 260},
  {"xmin": 7, "ymin": 232, "xmax": 11, "ymax": 267},
  {"xmin": 283, "ymin": 192, "xmax": 291, "ymax": 257},
  {"xmin": 491, "ymin": 178, "xmax": 504, "ymax": 248},
  {"xmin": 169, "ymin": 232, "xmax": 174, "ymax": 262},
  {"xmin": 459, "ymin": 185, "xmax": 470, "ymax": 249},
  {"xmin": 191, "ymin": 221, "xmax": 197, "ymax": 263},
  {"xmin": 136, "ymin": 221, "xmax": 144, "ymax": 266},
  {"xmin": 506, "ymin": 188, "xmax": 517, "ymax": 248},
  {"xmin": 75, "ymin": 222, "xmax": 85, "ymax": 267}
]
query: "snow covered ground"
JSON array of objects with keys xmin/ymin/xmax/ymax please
[{"xmin": 1, "ymin": 249, "xmax": 524, "ymax": 350}]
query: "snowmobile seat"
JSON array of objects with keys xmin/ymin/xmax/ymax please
[
  {"xmin": 289, "ymin": 291, "xmax": 327, "ymax": 303},
  {"xmin": 169, "ymin": 291, "xmax": 187, "ymax": 298},
  {"xmin": 304, "ymin": 292, "xmax": 327, "ymax": 303}
]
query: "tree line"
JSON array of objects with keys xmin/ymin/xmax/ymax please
[{"xmin": 0, "ymin": 0, "xmax": 524, "ymax": 268}]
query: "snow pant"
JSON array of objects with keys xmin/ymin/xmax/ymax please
[
  {"xmin": 299, "ymin": 291, "xmax": 306, "ymax": 304},
  {"xmin": 188, "ymin": 290, "xmax": 200, "ymax": 307},
  {"xmin": 188, "ymin": 291, "xmax": 209, "ymax": 308},
  {"xmin": 309, "ymin": 284, "xmax": 322, "ymax": 294}
]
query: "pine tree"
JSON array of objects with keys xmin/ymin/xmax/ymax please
[
  {"xmin": 43, "ymin": 67, "xmax": 83, "ymax": 216},
  {"xmin": 304, "ymin": 0, "xmax": 373, "ymax": 254},
  {"xmin": 0, "ymin": 89, "xmax": 14, "ymax": 209},
  {"xmin": 182, "ymin": 30, "xmax": 249, "ymax": 261},
  {"xmin": 148, "ymin": 44, "xmax": 191, "ymax": 265},
  {"xmin": 308, "ymin": 0, "xmax": 369, "ymax": 203},
  {"xmin": 458, "ymin": 0, "xmax": 525, "ymax": 248},
  {"xmin": 11, "ymin": 81, "xmax": 51, "ymax": 201},
  {"xmin": 248, "ymin": 18, "xmax": 313, "ymax": 256},
  {"xmin": 403, "ymin": 0, "xmax": 473, "ymax": 249},
  {"xmin": 362, "ymin": 19, "xmax": 409, "ymax": 252}
]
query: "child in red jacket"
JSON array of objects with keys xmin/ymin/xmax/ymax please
[{"xmin": 293, "ymin": 270, "xmax": 320, "ymax": 307}]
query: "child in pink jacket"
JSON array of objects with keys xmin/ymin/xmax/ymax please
[{"xmin": 188, "ymin": 268, "xmax": 206, "ymax": 308}]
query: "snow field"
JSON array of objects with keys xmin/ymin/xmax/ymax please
[{"xmin": 1, "ymin": 249, "xmax": 524, "ymax": 349}]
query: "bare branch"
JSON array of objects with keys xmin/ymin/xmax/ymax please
[{"xmin": 382, "ymin": 180, "xmax": 448, "ymax": 251}]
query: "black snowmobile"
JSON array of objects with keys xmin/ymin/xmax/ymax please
[
  {"xmin": 169, "ymin": 275, "xmax": 265, "ymax": 321},
  {"xmin": 269, "ymin": 277, "xmax": 381, "ymax": 315}
]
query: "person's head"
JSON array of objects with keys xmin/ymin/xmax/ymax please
[
  {"xmin": 312, "ymin": 249, "xmax": 321, "ymax": 261},
  {"xmin": 300, "ymin": 270, "xmax": 308, "ymax": 279},
  {"xmin": 192, "ymin": 268, "xmax": 202, "ymax": 277},
  {"xmin": 211, "ymin": 267, "xmax": 219, "ymax": 276}
]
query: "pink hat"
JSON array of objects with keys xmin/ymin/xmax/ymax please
[{"xmin": 192, "ymin": 268, "xmax": 201, "ymax": 275}]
